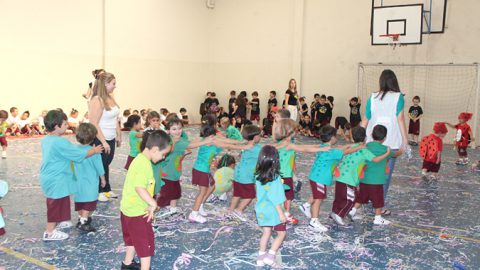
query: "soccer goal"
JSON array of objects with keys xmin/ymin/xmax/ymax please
[{"xmin": 357, "ymin": 63, "xmax": 480, "ymax": 147}]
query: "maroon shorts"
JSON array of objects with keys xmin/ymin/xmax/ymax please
[
  {"xmin": 6, "ymin": 127, "xmax": 20, "ymax": 135},
  {"xmin": 0, "ymin": 227, "xmax": 5, "ymax": 236},
  {"xmin": 309, "ymin": 180, "xmax": 327, "ymax": 200},
  {"xmin": 20, "ymin": 126, "xmax": 30, "ymax": 134},
  {"xmin": 250, "ymin": 114, "xmax": 260, "ymax": 121},
  {"xmin": 262, "ymin": 223, "xmax": 286, "ymax": 232},
  {"xmin": 120, "ymin": 213, "xmax": 154, "ymax": 258},
  {"xmin": 156, "ymin": 179, "xmax": 182, "ymax": 207},
  {"xmin": 356, "ymin": 183, "xmax": 384, "ymax": 209},
  {"xmin": 74, "ymin": 201, "xmax": 97, "ymax": 211},
  {"xmin": 422, "ymin": 160, "xmax": 441, "ymax": 173},
  {"xmin": 408, "ymin": 120, "xmax": 420, "ymax": 135},
  {"xmin": 233, "ymin": 182, "xmax": 256, "ymax": 199},
  {"xmin": 0, "ymin": 137, "xmax": 7, "ymax": 147},
  {"xmin": 192, "ymin": 169, "xmax": 214, "ymax": 187},
  {"xmin": 124, "ymin": 155, "xmax": 135, "ymax": 170},
  {"xmin": 46, "ymin": 196, "xmax": 71, "ymax": 223},
  {"xmin": 283, "ymin": 177, "xmax": 294, "ymax": 201},
  {"xmin": 457, "ymin": 147, "xmax": 468, "ymax": 157}
]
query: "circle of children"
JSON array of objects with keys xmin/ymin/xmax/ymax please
[{"xmin": 0, "ymin": 69, "xmax": 477, "ymax": 270}]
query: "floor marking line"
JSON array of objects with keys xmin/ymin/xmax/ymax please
[
  {"xmin": 392, "ymin": 223, "xmax": 480, "ymax": 244},
  {"xmin": 0, "ymin": 245, "xmax": 57, "ymax": 269}
]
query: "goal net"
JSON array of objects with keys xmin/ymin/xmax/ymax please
[{"xmin": 357, "ymin": 63, "xmax": 479, "ymax": 147}]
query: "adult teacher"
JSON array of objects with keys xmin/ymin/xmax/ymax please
[
  {"xmin": 284, "ymin": 78, "xmax": 299, "ymax": 121},
  {"xmin": 88, "ymin": 72, "xmax": 122, "ymax": 202},
  {"xmin": 362, "ymin": 69, "xmax": 407, "ymax": 215}
]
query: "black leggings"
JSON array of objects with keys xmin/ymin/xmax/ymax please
[{"xmin": 94, "ymin": 138, "xmax": 116, "ymax": 193}]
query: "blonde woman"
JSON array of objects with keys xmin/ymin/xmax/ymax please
[
  {"xmin": 88, "ymin": 72, "xmax": 122, "ymax": 202},
  {"xmin": 284, "ymin": 79, "xmax": 299, "ymax": 121}
]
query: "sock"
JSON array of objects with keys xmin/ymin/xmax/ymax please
[
  {"xmin": 80, "ymin": 217, "xmax": 88, "ymax": 224},
  {"xmin": 310, "ymin": 218, "xmax": 317, "ymax": 223},
  {"xmin": 258, "ymin": 251, "xmax": 266, "ymax": 256},
  {"xmin": 349, "ymin": 208, "xmax": 357, "ymax": 216},
  {"xmin": 284, "ymin": 211, "xmax": 290, "ymax": 217},
  {"xmin": 268, "ymin": 250, "xmax": 276, "ymax": 255},
  {"xmin": 303, "ymin": 202, "xmax": 310, "ymax": 208},
  {"xmin": 374, "ymin": 215, "xmax": 382, "ymax": 220}
]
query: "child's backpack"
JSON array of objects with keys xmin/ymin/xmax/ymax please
[{"xmin": 419, "ymin": 134, "xmax": 440, "ymax": 160}]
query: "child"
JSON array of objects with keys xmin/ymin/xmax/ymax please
[
  {"xmin": 160, "ymin": 108, "xmax": 169, "ymax": 127},
  {"xmin": 68, "ymin": 109, "xmax": 80, "ymax": 133},
  {"xmin": 419, "ymin": 122, "xmax": 448, "ymax": 180},
  {"xmin": 0, "ymin": 110, "xmax": 8, "ymax": 159},
  {"xmin": 330, "ymin": 126, "xmax": 390, "ymax": 226},
  {"xmin": 254, "ymin": 145, "xmax": 287, "ymax": 268},
  {"xmin": 274, "ymin": 119, "xmax": 299, "ymax": 224},
  {"xmin": 124, "ymin": 115, "xmax": 143, "ymax": 170},
  {"xmin": 310, "ymin": 94, "xmax": 320, "ymax": 123},
  {"xmin": 408, "ymin": 96, "xmax": 423, "ymax": 145},
  {"xmin": 326, "ymin": 96, "xmax": 334, "ymax": 124},
  {"xmin": 447, "ymin": 112, "xmax": 474, "ymax": 165},
  {"xmin": 290, "ymin": 125, "xmax": 361, "ymax": 231},
  {"xmin": 155, "ymin": 117, "xmax": 212, "ymax": 216},
  {"xmin": 219, "ymin": 117, "xmax": 243, "ymax": 141},
  {"xmin": 335, "ymin": 116, "xmax": 351, "ymax": 141},
  {"xmin": 315, "ymin": 95, "xmax": 331, "ymax": 127},
  {"xmin": 250, "ymin": 91, "xmax": 260, "ymax": 123},
  {"xmin": 228, "ymin": 91, "xmax": 237, "ymax": 119},
  {"xmin": 189, "ymin": 119, "xmax": 251, "ymax": 223},
  {"xmin": 6, "ymin": 107, "xmax": 20, "ymax": 136},
  {"xmin": 144, "ymin": 111, "xmax": 161, "ymax": 132},
  {"xmin": 73, "ymin": 123, "xmax": 106, "ymax": 232},
  {"xmin": 179, "ymin": 108, "xmax": 189, "ymax": 125},
  {"xmin": 262, "ymin": 106, "xmax": 278, "ymax": 138},
  {"xmin": 267, "ymin": 91, "xmax": 278, "ymax": 114},
  {"xmin": 299, "ymin": 115, "xmax": 313, "ymax": 137},
  {"xmin": 299, "ymin": 97, "xmax": 309, "ymax": 117},
  {"xmin": 40, "ymin": 110, "xmax": 103, "ymax": 241},
  {"xmin": 349, "ymin": 97, "xmax": 362, "ymax": 128},
  {"xmin": 18, "ymin": 111, "xmax": 33, "ymax": 135},
  {"xmin": 120, "ymin": 130, "xmax": 171, "ymax": 270},
  {"xmin": 216, "ymin": 106, "xmax": 229, "ymax": 121},
  {"xmin": 228, "ymin": 125, "xmax": 262, "ymax": 221},
  {"xmin": 0, "ymin": 180, "xmax": 8, "ymax": 236},
  {"xmin": 349, "ymin": 125, "xmax": 401, "ymax": 225},
  {"xmin": 212, "ymin": 154, "xmax": 236, "ymax": 202}
]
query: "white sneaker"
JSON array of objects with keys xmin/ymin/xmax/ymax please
[
  {"xmin": 348, "ymin": 208, "xmax": 362, "ymax": 221},
  {"xmin": 330, "ymin": 212, "xmax": 346, "ymax": 226},
  {"xmin": 219, "ymin": 193, "xmax": 228, "ymax": 201},
  {"xmin": 188, "ymin": 212, "xmax": 206, "ymax": 223},
  {"xmin": 98, "ymin": 192, "xmax": 109, "ymax": 202},
  {"xmin": 105, "ymin": 191, "xmax": 118, "ymax": 198},
  {"xmin": 373, "ymin": 216, "xmax": 391, "ymax": 225},
  {"xmin": 1, "ymin": 151, "xmax": 6, "ymax": 159},
  {"xmin": 56, "ymin": 221, "xmax": 73, "ymax": 229},
  {"xmin": 299, "ymin": 203, "xmax": 311, "ymax": 218},
  {"xmin": 43, "ymin": 230, "xmax": 69, "ymax": 241},
  {"xmin": 309, "ymin": 218, "xmax": 328, "ymax": 232},
  {"xmin": 155, "ymin": 207, "xmax": 178, "ymax": 219},
  {"xmin": 232, "ymin": 210, "xmax": 247, "ymax": 222}
]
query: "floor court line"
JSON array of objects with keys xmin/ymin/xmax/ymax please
[{"xmin": 0, "ymin": 245, "xmax": 57, "ymax": 270}]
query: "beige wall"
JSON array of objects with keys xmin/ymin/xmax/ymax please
[{"xmin": 1, "ymin": 0, "xmax": 479, "ymax": 125}]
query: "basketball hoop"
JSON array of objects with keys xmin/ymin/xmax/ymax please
[{"xmin": 379, "ymin": 34, "xmax": 406, "ymax": 49}]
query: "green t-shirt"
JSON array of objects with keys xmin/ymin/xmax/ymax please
[
  {"xmin": 213, "ymin": 167, "xmax": 234, "ymax": 196},
  {"xmin": 335, "ymin": 144, "xmax": 375, "ymax": 187},
  {"xmin": 309, "ymin": 144, "xmax": 344, "ymax": 185},
  {"xmin": 193, "ymin": 145, "xmax": 223, "ymax": 173},
  {"xmin": 278, "ymin": 147, "xmax": 295, "ymax": 178},
  {"xmin": 128, "ymin": 131, "xmax": 142, "ymax": 157},
  {"xmin": 0, "ymin": 122, "xmax": 7, "ymax": 137},
  {"xmin": 362, "ymin": 141, "xmax": 393, "ymax": 185},
  {"xmin": 226, "ymin": 126, "xmax": 243, "ymax": 141},
  {"xmin": 255, "ymin": 175, "xmax": 286, "ymax": 226},
  {"xmin": 152, "ymin": 161, "xmax": 166, "ymax": 195},
  {"xmin": 160, "ymin": 137, "xmax": 190, "ymax": 181},
  {"xmin": 120, "ymin": 154, "xmax": 155, "ymax": 217}
]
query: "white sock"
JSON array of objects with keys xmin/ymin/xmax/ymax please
[
  {"xmin": 80, "ymin": 217, "xmax": 88, "ymax": 224},
  {"xmin": 350, "ymin": 208, "xmax": 357, "ymax": 216},
  {"xmin": 374, "ymin": 215, "xmax": 382, "ymax": 220},
  {"xmin": 259, "ymin": 251, "xmax": 266, "ymax": 256},
  {"xmin": 310, "ymin": 218, "xmax": 317, "ymax": 223},
  {"xmin": 191, "ymin": 211, "xmax": 198, "ymax": 215},
  {"xmin": 284, "ymin": 211, "xmax": 291, "ymax": 217},
  {"xmin": 268, "ymin": 250, "xmax": 276, "ymax": 255},
  {"xmin": 303, "ymin": 202, "xmax": 310, "ymax": 208}
]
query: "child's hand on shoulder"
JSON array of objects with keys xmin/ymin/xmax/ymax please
[{"xmin": 92, "ymin": 144, "xmax": 104, "ymax": 154}]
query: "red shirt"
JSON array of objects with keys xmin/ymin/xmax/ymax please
[
  {"xmin": 455, "ymin": 123, "xmax": 472, "ymax": 148},
  {"xmin": 421, "ymin": 134, "xmax": 443, "ymax": 163}
]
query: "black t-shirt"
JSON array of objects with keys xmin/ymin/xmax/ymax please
[
  {"xmin": 408, "ymin": 106, "xmax": 423, "ymax": 118},
  {"xmin": 310, "ymin": 101, "xmax": 318, "ymax": 119},
  {"xmin": 228, "ymin": 97, "xmax": 236, "ymax": 113},
  {"xmin": 268, "ymin": 98, "xmax": 278, "ymax": 111},
  {"xmin": 335, "ymin": 116, "xmax": 348, "ymax": 129},
  {"xmin": 285, "ymin": 90, "xmax": 298, "ymax": 106},
  {"xmin": 300, "ymin": 120, "xmax": 311, "ymax": 130},
  {"xmin": 349, "ymin": 104, "xmax": 361, "ymax": 123},
  {"xmin": 326, "ymin": 103, "xmax": 333, "ymax": 118},
  {"xmin": 235, "ymin": 105, "xmax": 246, "ymax": 118},
  {"xmin": 251, "ymin": 98, "xmax": 260, "ymax": 114},
  {"xmin": 317, "ymin": 103, "xmax": 330, "ymax": 121},
  {"xmin": 301, "ymin": 103, "xmax": 308, "ymax": 116}
]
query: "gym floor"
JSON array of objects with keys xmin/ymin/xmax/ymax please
[{"xmin": 0, "ymin": 126, "xmax": 479, "ymax": 269}]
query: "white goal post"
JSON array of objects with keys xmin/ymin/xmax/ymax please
[{"xmin": 357, "ymin": 63, "xmax": 480, "ymax": 148}]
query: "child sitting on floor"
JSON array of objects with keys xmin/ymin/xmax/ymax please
[{"xmin": 211, "ymin": 154, "xmax": 236, "ymax": 202}]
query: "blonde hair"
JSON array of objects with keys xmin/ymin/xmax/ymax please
[
  {"xmin": 220, "ymin": 117, "xmax": 230, "ymax": 127},
  {"xmin": 274, "ymin": 119, "xmax": 297, "ymax": 140},
  {"xmin": 92, "ymin": 72, "xmax": 117, "ymax": 111}
]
